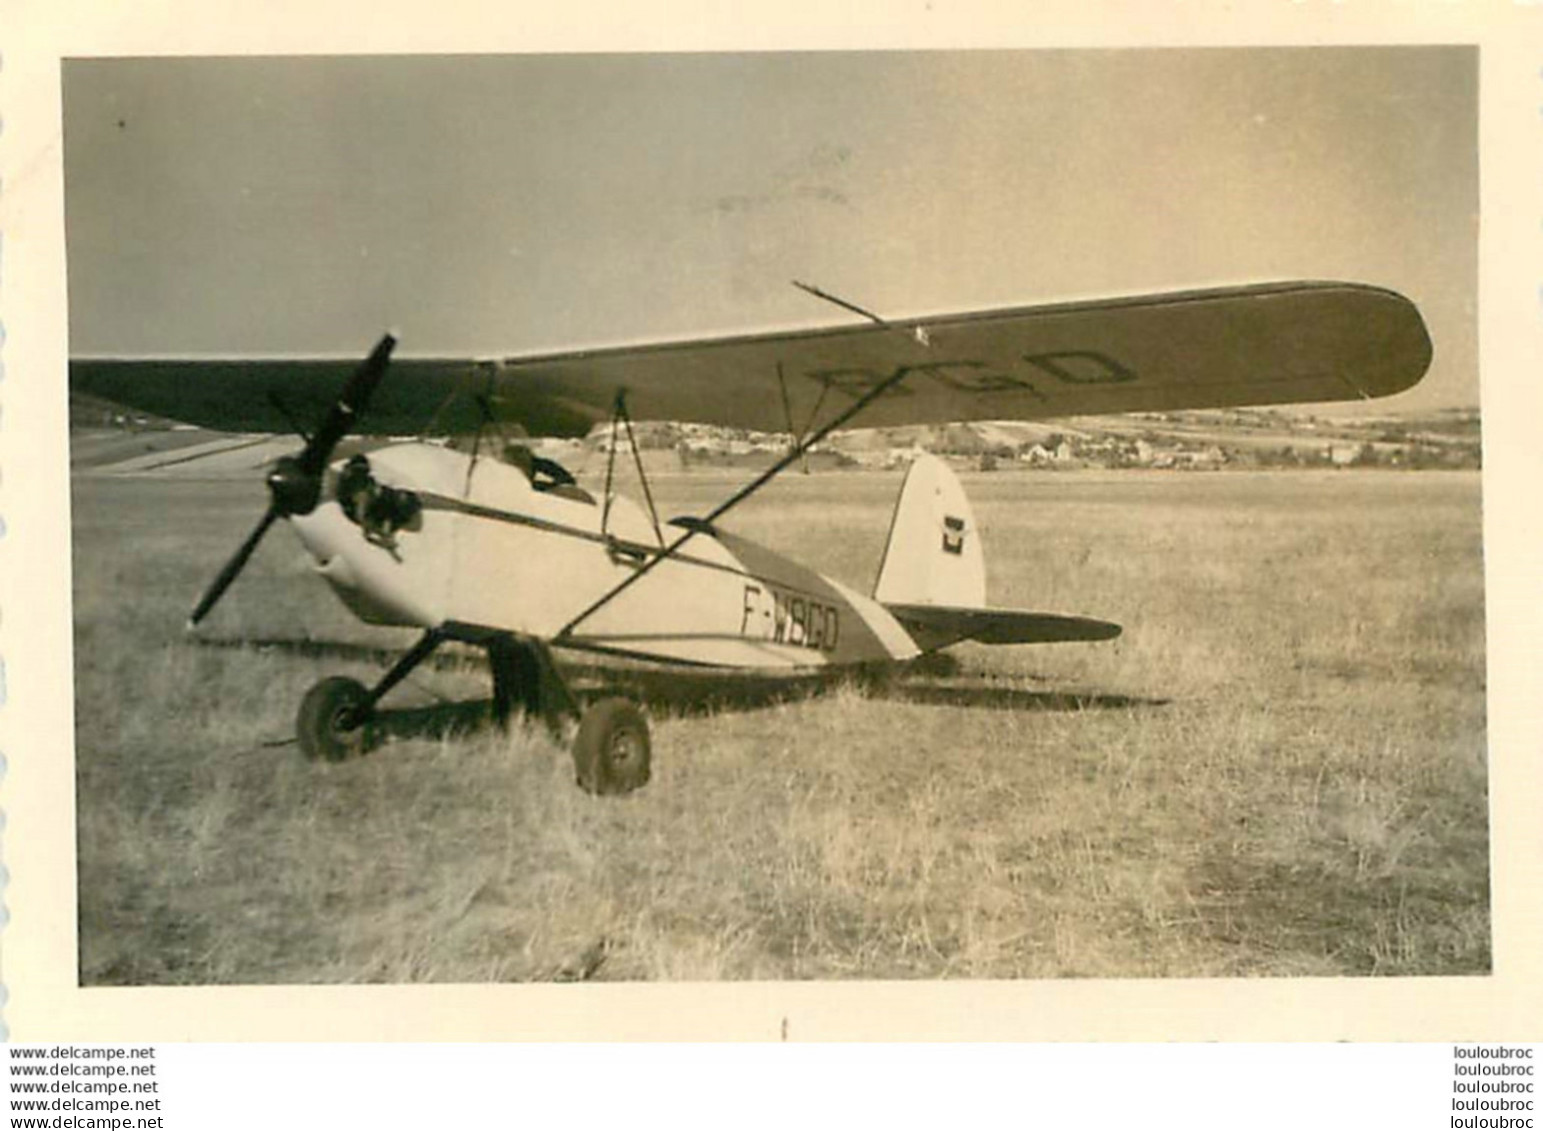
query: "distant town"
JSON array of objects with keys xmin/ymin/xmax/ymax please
[
  {"xmin": 71, "ymin": 390, "xmax": 1481, "ymax": 475},
  {"xmin": 625, "ymin": 407, "xmax": 1481, "ymax": 473}
]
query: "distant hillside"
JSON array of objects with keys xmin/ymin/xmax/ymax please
[
  {"xmin": 72, "ymin": 382, "xmax": 1481, "ymax": 475},
  {"xmin": 70, "ymin": 390, "xmax": 185, "ymax": 431},
  {"xmin": 822, "ymin": 408, "xmax": 1481, "ymax": 471}
]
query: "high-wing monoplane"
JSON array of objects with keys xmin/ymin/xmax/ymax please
[{"xmin": 71, "ymin": 281, "xmax": 1433, "ymax": 793}]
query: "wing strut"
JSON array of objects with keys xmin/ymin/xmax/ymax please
[
  {"xmin": 600, "ymin": 391, "xmax": 666, "ymax": 548},
  {"xmin": 461, "ymin": 393, "xmax": 497, "ymax": 496},
  {"xmin": 554, "ymin": 300, "xmax": 930, "ymax": 641}
]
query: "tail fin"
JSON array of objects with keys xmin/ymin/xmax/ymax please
[
  {"xmin": 874, "ymin": 453, "xmax": 1122, "ymax": 652},
  {"xmin": 873, "ymin": 453, "xmax": 986, "ymax": 608}
]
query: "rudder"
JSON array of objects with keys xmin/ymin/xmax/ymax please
[{"xmin": 873, "ymin": 453, "xmax": 986, "ymax": 608}]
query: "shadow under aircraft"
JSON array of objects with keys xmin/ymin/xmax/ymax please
[{"xmin": 192, "ymin": 634, "xmax": 1168, "ymax": 752}]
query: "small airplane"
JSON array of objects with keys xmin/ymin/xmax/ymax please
[{"xmin": 71, "ymin": 280, "xmax": 1433, "ymax": 794}]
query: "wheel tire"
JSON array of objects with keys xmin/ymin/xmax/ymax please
[
  {"xmin": 297, "ymin": 676, "xmax": 373, "ymax": 763},
  {"xmin": 572, "ymin": 697, "xmax": 651, "ymax": 796}
]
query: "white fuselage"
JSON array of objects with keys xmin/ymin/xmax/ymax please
[{"xmin": 287, "ymin": 443, "xmax": 918, "ymax": 670}]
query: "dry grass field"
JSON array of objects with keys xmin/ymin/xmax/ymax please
[{"xmin": 71, "ymin": 465, "xmax": 1488, "ymax": 984}]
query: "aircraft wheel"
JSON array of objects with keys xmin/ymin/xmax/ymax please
[
  {"xmin": 297, "ymin": 676, "xmax": 374, "ymax": 763},
  {"xmin": 573, "ymin": 697, "xmax": 651, "ymax": 796}
]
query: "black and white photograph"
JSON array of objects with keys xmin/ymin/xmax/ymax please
[{"xmin": 57, "ymin": 47, "xmax": 1487, "ymax": 992}]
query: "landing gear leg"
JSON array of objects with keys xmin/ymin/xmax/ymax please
[
  {"xmin": 485, "ymin": 634, "xmax": 651, "ymax": 795},
  {"xmin": 485, "ymin": 634, "xmax": 575, "ymax": 738},
  {"xmin": 487, "ymin": 634, "xmax": 524, "ymax": 728}
]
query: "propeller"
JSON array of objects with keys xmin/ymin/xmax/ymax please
[{"xmin": 187, "ymin": 334, "xmax": 397, "ymax": 628}]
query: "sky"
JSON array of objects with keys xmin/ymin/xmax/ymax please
[{"xmin": 62, "ymin": 48, "xmax": 1478, "ymax": 411}]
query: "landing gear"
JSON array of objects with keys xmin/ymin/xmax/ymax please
[
  {"xmin": 297, "ymin": 676, "xmax": 375, "ymax": 762},
  {"xmin": 291, "ymin": 623, "xmax": 654, "ymax": 796},
  {"xmin": 487, "ymin": 633, "xmax": 562, "ymax": 733},
  {"xmin": 572, "ymin": 697, "xmax": 651, "ymax": 796}
]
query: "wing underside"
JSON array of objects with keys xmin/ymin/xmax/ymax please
[{"xmin": 71, "ymin": 281, "xmax": 1432, "ymax": 438}]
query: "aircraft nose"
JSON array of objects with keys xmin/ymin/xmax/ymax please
[
  {"xmin": 289, "ymin": 498, "xmax": 436, "ymax": 628},
  {"xmin": 313, "ymin": 553, "xmax": 360, "ymax": 591},
  {"xmin": 288, "ymin": 505, "xmax": 356, "ymax": 565}
]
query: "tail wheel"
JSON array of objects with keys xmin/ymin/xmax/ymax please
[
  {"xmin": 573, "ymin": 697, "xmax": 651, "ymax": 796},
  {"xmin": 298, "ymin": 676, "xmax": 374, "ymax": 762}
]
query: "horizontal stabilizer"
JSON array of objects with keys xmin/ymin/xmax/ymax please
[{"xmin": 886, "ymin": 603, "xmax": 1122, "ymax": 651}]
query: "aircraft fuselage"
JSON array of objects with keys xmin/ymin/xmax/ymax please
[{"xmin": 287, "ymin": 443, "xmax": 919, "ymax": 670}]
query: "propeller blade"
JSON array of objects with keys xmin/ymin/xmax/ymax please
[
  {"xmin": 188, "ymin": 504, "xmax": 280, "ymax": 627},
  {"xmin": 188, "ymin": 335, "xmax": 397, "ymax": 627},
  {"xmin": 300, "ymin": 333, "xmax": 397, "ymax": 474}
]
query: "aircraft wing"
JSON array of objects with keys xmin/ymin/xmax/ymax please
[{"xmin": 71, "ymin": 281, "xmax": 1431, "ymax": 438}]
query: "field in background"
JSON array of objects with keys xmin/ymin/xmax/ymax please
[{"xmin": 72, "ymin": 467, "xmax": 1488, "ymax": 983}]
